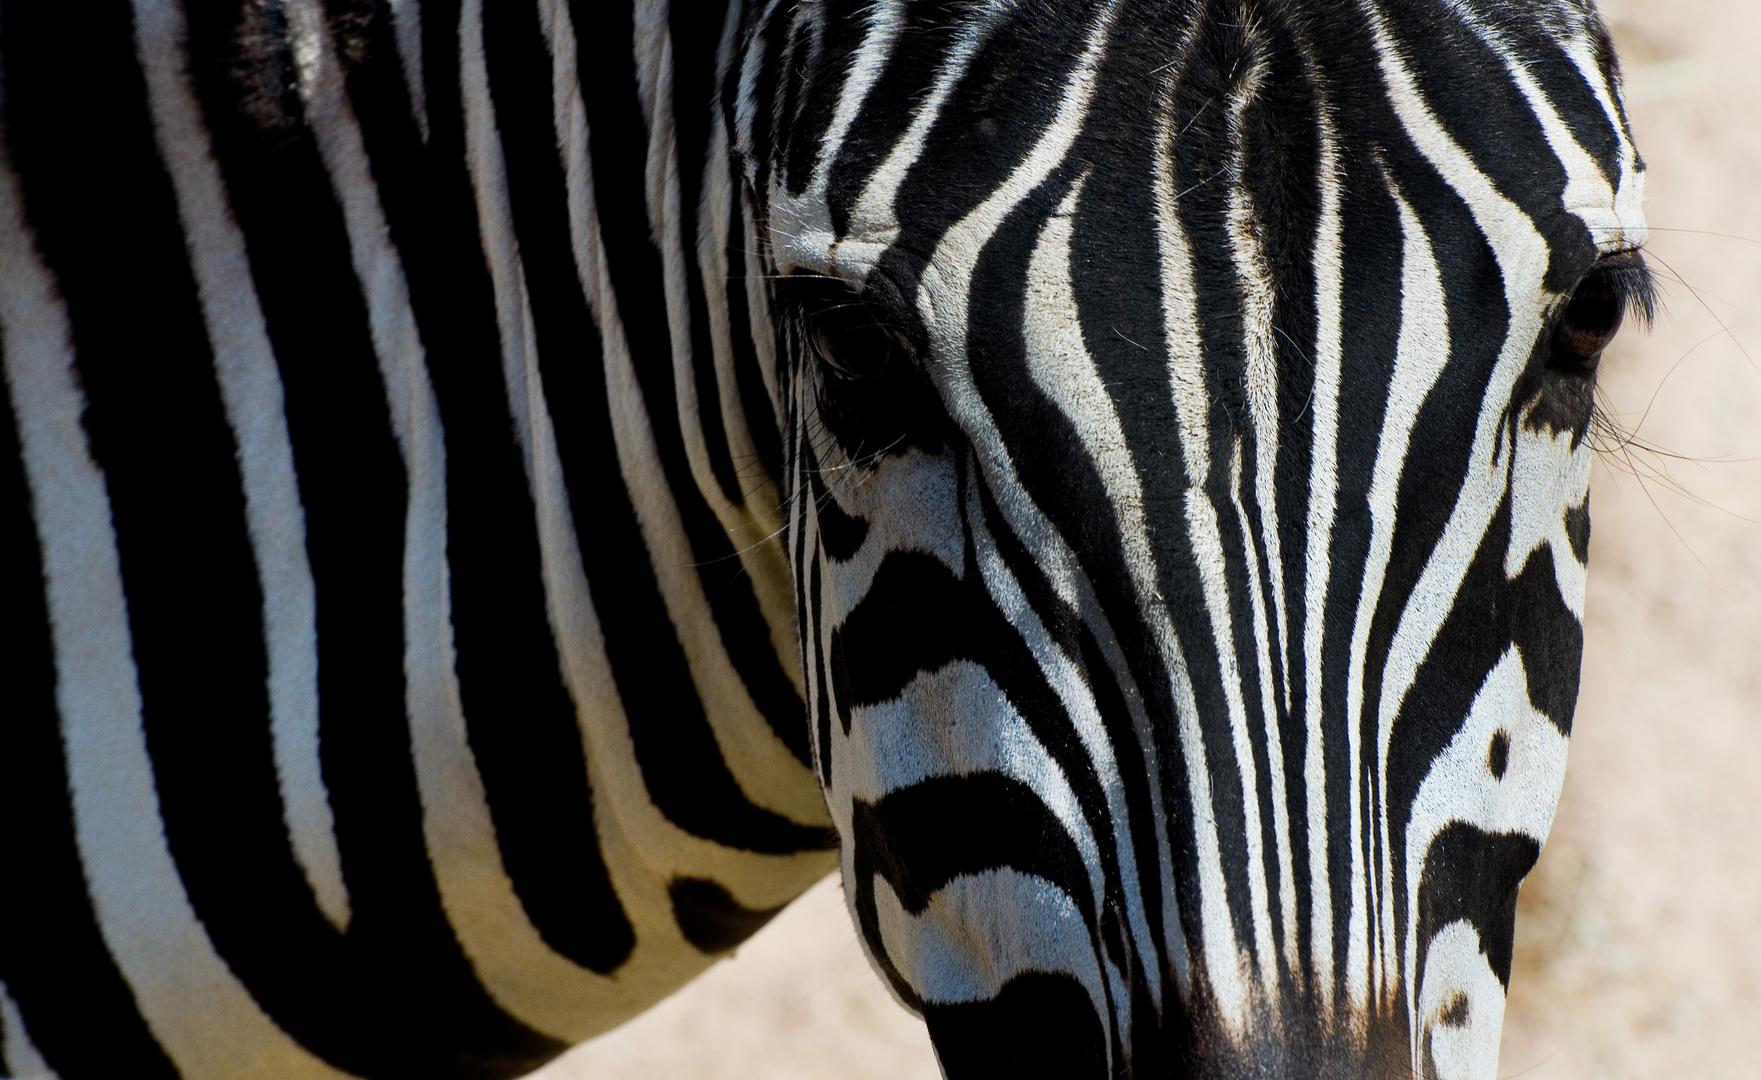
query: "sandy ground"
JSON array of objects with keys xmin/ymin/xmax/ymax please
[{"xmin": 535, "ymin": 2, "xmax": 1761, "ymax": 1075}]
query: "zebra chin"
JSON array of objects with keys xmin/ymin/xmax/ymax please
[{"xmin": 839, "ymin": 845, "xmax": 1524, "ymax": 1080}]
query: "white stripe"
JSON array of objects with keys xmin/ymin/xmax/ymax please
[
  {"xmin": 0, "ymin": 110, "xmax": 355, "ymax": 1080},
  {"xmin": 729, "ymin": 0, "xmax": 788, "ymax": 189},
  {"xmin": 538, "ymin": 0, "xmax": 836, "ymax": 912},
  {"xmin": 967, "ymin": 449, "xmax": 1171, "ymax": 1005},
  {"xmin": 470, "ymin": 0, "xmax": 835, "ymax": 1037},
  {"xmin": 132, "ymin": 0, "xmax": 350, "ymax": 932},
  {"xmin": 1018, "ymin": 180, "xmax": 1192, "ymax": 1008},
  {"xmin": 1402, "ymin": 649, "xmax": 1568, "ymax": 1075},
  {"xmin": 296, "ymin": 0, "xmax": 634, "ymax": 1038},
  {"xmin": 1505, "ymin": 423, "xmax": 1592, "ymax": 618},
  {"xmin": 1226, "ymin": 439, "xmax": 1297, "ymax": 985},
  {"xmin": 810, "ymin": 1, "xmax": 906, "ymax": 196},
  {"xmin": 1415, "ymin": 920, "xmax": 1507, "ymax": 1080},
  {"xmin": 846, "ymin": 662, "xmax": 1102, "ymax": 916},
  {"xmin": 878, "ymin": 1, "xmax": 1244, "ymax": 1026},
  {"xmin": 871, "ymin": 868, "xmax": 1111, "ymax": 1030},
  {"xmin": 1301, "ymin": 95, "xmax": 1345, "ymax": 1009},
  {"xmin": 698, "ymin": 26, "xmax": 802, "ymax": 688},
  {"xmin": 636, "ymin": 0, "xmax": 807, "ymax": 709},
  {"xmin": 388, "ymin": 0, "xmax": 429, "ymax": 143},
  {"xmin": 0, "ymin": 981, "xmax": 58, "ymax": 1080},
  {"xmin": 1555, "ymin": 35, "xmax": 1647, "ymax": 251},
  {"xmin": 536, "ymin": 0, "xmax": 827, "ymax": 829},
  {"xmin": 767, "ymin": 0, "xmax": 906, "ymax": 277}
]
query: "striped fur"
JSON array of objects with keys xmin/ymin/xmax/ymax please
[
  {"xmin": 738, "ymin": 0, "xmax": 1647, "ymax": 1076},
  {"xmin": 0, "ymin": 1, "xmax": 831, "ymax": 1077},
  {"xmin": 0, "ymin": 0, "xmax": 1650, "ymax": 1078}
]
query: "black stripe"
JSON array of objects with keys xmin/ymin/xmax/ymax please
[
  {"xmin": 806, "ymin": 458, "xmax": 870, "ymax": 561},
  {"xmin": 924, "ymin": 971, "xmax": 1108, "ymax": 1080},
  {"xmin": 1387, "ymin": 495, "xmax": 1583, "ymax": 886},
  {"xmin": 7, "ymin": 0, "xmax": 341, "ymax": 1068},
  {"xmin": 1075, "ymin": 6, "xmax": 1290, "ymax": 984},
  {"xmin": 971, "ymin": 472, "xmax": 1179, "ymax": 1015},
  {"xmin": 873, "ymin": 0, "xmax": 1104, "ymax": 296},
  {"xmin": 736, "ymin": 1, "xmax": 791, "ymax": 200},
  {"xmin": 779, "ymin": 0, "xmax": 865, "ymax": 198},
  {"xmin": 836, "ymin": 543, "xmax": 1133, "ymax": 987},
  {"xmin": 850, "ymin": 772, "xmax": 1095, "ymax": 995},
  {"xmin": 1495, "ymin": 16, "xmax": 1623, "ymax": 190},
  {"xmin": 1246, "ymin": 11, "xmax": 1328, "ymax": 981},
  {"xmin": 1414, "ymin": 824, "xmax": 1538, "ymax": 991},
  {"xmin": 824, "ymin": 0, "xmax": 971, "ymax": 237},
  {"xmin": 1354, "ymin": 135, "xmax": 1507, "ymax": 832},
  {"xmin": 183, "ymin": 0, "xmax": 567, "ymax": 1067},
  {"xmin": 812, "ymin": 552, "xmax": 837, "ymax": 786},
  {"xmin": 719, "ymin": 177, "xmax": 785, "ymax": 485},
  {"xmin": 954, "ymin": 164, "xmax": 1223, "ymax": 994},
  {"xmin": 667, "ymin": 877, "xmax": 786, "ymax": 954},
  {"xmin": 1156, "ymin": 20, "xmax": 1298, "ymax": 979}
]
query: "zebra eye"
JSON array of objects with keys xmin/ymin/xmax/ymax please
[
  {"xmin": 1552, "ymin": 274, "xmax": 1624, "ymax": 370},
  {"xmin": 1550, "ymin": 253, "xmax": 1654, "ymax": 373},
  {"xmin": 781, "ymin": 275, "xmax": 941, "ymax": 461},
  {"xmin": 808, "ymin": 302, "xmax": 909, "ymax": 383}
]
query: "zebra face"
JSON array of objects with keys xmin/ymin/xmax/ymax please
[{"xmin": 733, "ymin": 1, "xmax": 1649, "ymax": 1076}]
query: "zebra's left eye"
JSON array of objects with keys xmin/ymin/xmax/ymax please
[{"xmin": 1550, "ymin": 252, "xmax": 1655, "ymax": 372}]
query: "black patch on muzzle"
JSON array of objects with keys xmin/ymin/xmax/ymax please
[
  {"xmin": 1417, "ymin": 824, "xmax": 1541, "ymax": 989},
  {"xmin": 925, "ymin": 972, "xmax": 1109, "ymax": 1080}
]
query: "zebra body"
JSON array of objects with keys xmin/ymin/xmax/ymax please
[
  {"xmin": 2, "ymin": 0, "xmax": 829, "ymax": 1075},
  {"xmin": 0, "ymin": 0, "xmax": 1649, "ymax": 1077}
]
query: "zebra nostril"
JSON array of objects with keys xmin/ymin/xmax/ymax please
[{"xmin": 1488, "ymin": 730, "xmax": 1511, "ymax": 780}]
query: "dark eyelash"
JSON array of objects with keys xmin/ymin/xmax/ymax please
[{"xmin": 1593, "ymin": 249, "xmax": 1658, "ymax": 330}]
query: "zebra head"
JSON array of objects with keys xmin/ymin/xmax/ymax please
[{"xmin": 730, "ymin": 0, "xmax": 1650, "ymax": 1076}]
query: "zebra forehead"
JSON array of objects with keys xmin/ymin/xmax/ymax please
[{"xmin": 751, "ymin": 0, "xmax": 1645, "ymax": 289}]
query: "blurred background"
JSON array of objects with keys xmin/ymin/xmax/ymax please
[{"xmin": 536, "ymin": 0, "xmax": 1761, "ymax": 1074}]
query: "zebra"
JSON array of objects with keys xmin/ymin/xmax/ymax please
[{"xmin": 0, "ymin": 0, "xmax": 1650, "ymax": 1077}]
